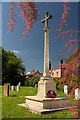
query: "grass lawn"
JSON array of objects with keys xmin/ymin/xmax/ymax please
[{"xmin": 1, "ymin": 86, "xmax": 73, "ymax": 119}]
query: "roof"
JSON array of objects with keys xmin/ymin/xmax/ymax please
[
  {"xmin": 26, "ymin": 70, "xmax": 41, "ymax": 77},
  {"xmin": 29, "ymin": 70, "xmax": 36, "ymax": 76},
  {"xmin": 26, "ymin": 72, "xmax": 31, "ymax": 75},
  {"xmin": 51, "ymin": 67, "xmax": 61, "ymax": 70}
]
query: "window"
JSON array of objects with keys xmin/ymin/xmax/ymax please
[
  {"xmin": 52, "ymin": 72, "xmax": 54, "ymax": 76},
  {"xmin": 56, "ymin": 71, "xmax": 58, "ymax": 76}
]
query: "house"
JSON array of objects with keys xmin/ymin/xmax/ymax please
[
  {"xmin": 26, "ymin": 70, "xmax": 42, "ymax": 78},
  {"xmin": 26, "ymin": 60, "xmax": 63, "ymax": 78},
  {"xmin": 34, "ymin": 71, "xmax": 42, "ymax": 77},
  {"xmin": 50, "ymin": 60, "xmax": 63, "ymax": 78},
  {"xmin": 50, "ymin": 67, "xmax": 62, "ymax": 78}
]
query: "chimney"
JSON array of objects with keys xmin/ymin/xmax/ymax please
[
  {"xmin": 49, "ymin": 61, "xmax": 51, "ymax": 70},
  {"xmin": 61, "ymin": 59, "xmax": 63, "ymax": 65},
  {"xmin": 60, "ymin": 60, "xmax": 63, "ymax": 77}
]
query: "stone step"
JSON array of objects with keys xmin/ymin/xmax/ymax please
[{"xmin": 17, "ymin": 103, "xmax": 77, "ymax": 114}]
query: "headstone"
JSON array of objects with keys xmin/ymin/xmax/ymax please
[
  {"xmin": 35, "ymin": 84, "xmax": 38, "ymax": 88},
  {"xmin": 17, "ymin": 85, "xmax": 20, "ymax": 92},
  {"xmin": 18, "ymin": 82, "xmax": 21, "ymax": 86},
  {"xmin": 16, "ymin": 82, "xmax": 21, "ymax": 91},
  {"xmin": 4, "ymin": 83, "xmax": 9, "ymax": 96},
  {"xmin": 9, "ymin": 85, "xmax": 11, "ymax": 90},
  {"xmin": 8, "ymin": 83, "xmax": 11, "ymax": 90},
  {"xmin": 64, "ymin": 85, "xmax": 68, "ymax": 94},
  {"xmin": 11, "ymin": 85, "xmax": 15, "ymax": 91},
  {"xmin": 75, "ymin": 88, "xmax": 80, "ymax": 100}
]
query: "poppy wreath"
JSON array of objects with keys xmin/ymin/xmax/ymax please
[{"xmin": 47, "ymin": 90, "xmax": 57, "ymax": 98}]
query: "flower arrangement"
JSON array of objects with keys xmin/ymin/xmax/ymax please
[{"xmin": 47, "ymin": 90, "xmax": 57, "ymax": 98}]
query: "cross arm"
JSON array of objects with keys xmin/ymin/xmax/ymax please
[{"xmin": 41, "ymin": 15, "xmax": 52, "ymax": 23}]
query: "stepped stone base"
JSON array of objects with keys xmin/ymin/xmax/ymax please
[
  {"xmin": 24, "ymin": 96, "xmax": 71, "ymax": 114},
  {"xmin": 18, "ymin": 77, "xmax": 71, "ymax": 114}
]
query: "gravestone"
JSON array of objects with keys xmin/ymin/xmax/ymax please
[
  {"xmin": 8, "ymin": 83, "xmax": 11, "ymax": 90},
  {"xmin": 18, "ymin": 82, "xmax": 21, "ymax": 87},
  {"xmin": 11, "ymin": 85, "xmax": 15, "ymax": 91},
  {"xmin": 17, "ymin": 85, "xmax": 20, "ymax": 92},
  {"xmin": 16, "ymin": 82, "xmax": 21, "ymax": 92},
  {"xmin": 4, "ymin": 83, "xmax": 9, "ymax": 96},
  {"xmin": 35, "ymin": 84, "xmax": 38, "ymax": 88},
  {"xmin": 75, "ymin": 88, "xmax": 80, "ymax": 100},
  {"xmin": 64, "ymin": 85, "xmax": 68, "ymax": 94}
]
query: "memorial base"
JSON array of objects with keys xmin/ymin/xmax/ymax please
[
  {"xmin": 18, "ymin": 77, "xmax": 71, "ymax": 114},
  {"xmin": 25, "ymin": 96, "xmax": 71, "ymax": 113},
  {"xmin": 37, "ymin": 77, "xmax": 56, "ymax": 97}
]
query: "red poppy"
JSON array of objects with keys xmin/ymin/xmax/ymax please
[{"xmin": 47, "ymin": 90, "xmax": 57, "ymax": 98}]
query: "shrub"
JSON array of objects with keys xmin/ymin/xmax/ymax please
[
  {"xmin": 25, "ymin": 76, "xmax": 40, "ymax": 87},
  {"xmin": 53, "ymin": 78, "xmax": 62, "ymax": 91}
]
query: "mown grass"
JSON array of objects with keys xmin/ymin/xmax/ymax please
[{"xmin": 1, "ymin": 86, "xmax": 73, "ymax": 119}]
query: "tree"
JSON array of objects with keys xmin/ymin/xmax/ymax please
[
  {"xmin": 25, "ymin": 76, "xmax": 40, "ymax": 87},
  {"xmin": 60, "ymin": 47, "xmax": 80, "ymax": 97},
  {"xmin": 7, "ymin": 2, "xmax": 38, "ymax": 36},
  {"xmin": 2, "ymin": 48, "xmax": 26, "ymax": 85},
  {"xmin": 53, "ymin": 2, "xmax": 80, "ymax": 97}
]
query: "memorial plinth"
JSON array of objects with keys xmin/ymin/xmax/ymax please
[
  {"xmin": 25, "ymin": 96, "xmax": 70, "ymax": 113},
  {"xmin": 37, "ymin": 77, "xmax": 56, "ymax": 98},
  {"xmin": 25, "ymin": 77, "xmax": 70, "ymax": 114},
  {"xmin": 18, "ymin": 12, "xmax": 71, "ymax": 113}
]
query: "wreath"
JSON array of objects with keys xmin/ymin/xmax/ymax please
[{"xmin": 47, "ymin": 90, "xmax": 57, "ymax": 98}]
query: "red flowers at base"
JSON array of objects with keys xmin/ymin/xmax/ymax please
[{"xmin": 47, "ymin": 90, "xmax": 57, "ymax": 98}]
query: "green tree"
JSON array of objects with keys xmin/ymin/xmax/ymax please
[
  {"xmin": 2, "ymin": 48, "xmax": 26, "ymax": 85},
  {"xmin": 25, "ymin": 76, "xmax": 40, "ymax": 87}
]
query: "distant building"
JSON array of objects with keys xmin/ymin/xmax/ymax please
[
  {"xmin": 50, "ymin": 60, "xmax": 63, "ymax": 78},
  {"xmin": 50, "ymin": 67, "xmax": 62, "ymax": 78},
  {"xmin": 26, "ymin": 60, "xmax": 63, "ymax": 78},
  {"xmin": 26, "ymin": 70, "xmax": 41, "ymax": 78},
  {"xmin": 34, "ymin": 71, "xmax": 42, "ymax": 77}
]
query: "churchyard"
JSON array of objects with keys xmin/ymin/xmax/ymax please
[
  {"xmin": 1, "ymin": 2, "xmax": 80, "ymax": 119},
  {"xmin": 1, "ymin": 86, "xmax": 74, "ymax": 119}
]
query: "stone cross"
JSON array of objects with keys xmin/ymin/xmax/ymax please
[{"xmin": 41, "ymin": 12, "xmax": 52, "ymax": 77}]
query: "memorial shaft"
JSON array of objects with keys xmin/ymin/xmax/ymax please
[{"xmin": 41, "ymin": 12, "xmax": 52, "ymax": 77}]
